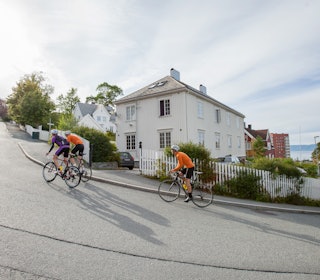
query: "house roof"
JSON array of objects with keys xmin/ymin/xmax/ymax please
[
  {"xmin": 77, "ymin": 103, "xmax": 97, "ymax": 116},
  {"xmin": 77, "ymin": 103, "xmax": 114, "ymax": 117},
  {"xmin": 114, "ymin": 75, "xmax": 245, "ymax": 118},
  {"xmin": 246, "ymin": 127, "xmax": 269, "ymax": 141}
]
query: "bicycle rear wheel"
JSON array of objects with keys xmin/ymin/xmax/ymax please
[
  {"xmin": 42, "ymin": 162, "xmax": 57, "ymax": 182},
  {"xmin": 158, "ymin": 180, "xmax": 180, "ymax": 202},
  {"xmin": 64, "ymin": 166, "xmax": 81, "ymax": 188},
  {"xmin": 80, "ymin": 161, "xmax": 92, "ymax": 182},
  {"xmin": 192, "ymin": 182, "xmax": 213, "ymax": 207}
]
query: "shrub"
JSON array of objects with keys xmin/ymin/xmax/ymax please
[
  {"xmin": 225, "ymin": 170, "xmax": 265, "ymax": 200},
  {"xmin": 71, "ymin": 126, "xmax": 118, "ymax": 162},
  {"xmin": 164, "ymin": 142, "xmax": 215, "ymax": 183}
]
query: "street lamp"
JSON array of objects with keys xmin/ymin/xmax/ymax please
[{"xmin": 315, "ymin": 136, "xmax": 319, "ymax": 176}]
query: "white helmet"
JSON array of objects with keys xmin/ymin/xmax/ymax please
[
  {"xmin": 65, "ymin": 130, "xmax": 71, "ymax": 135},
  {"xmin": 171, "ymin": 145, "xmax": 180, "ymax": 151},
  {"xmin": 51, "ymin": 129, "xmax": 58, "ymax": 135}
]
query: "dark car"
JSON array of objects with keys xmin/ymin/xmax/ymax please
[{"xmin": 119, "ymin": 152, "xmax": 135, "ymax": 170}]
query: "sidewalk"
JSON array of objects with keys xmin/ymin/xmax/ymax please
[{"xmin": 18, "ymin": 139, "xmax": 320, "ymax": 215}]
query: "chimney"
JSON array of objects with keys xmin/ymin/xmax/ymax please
[
  {"xmin": 199, "ymin": 84, "xmax": 207, "ymax": 94},
  {"xmin": 170, "ymin": 68, "xmax": 180, "ymax": 81},
  {"xmin": 248, "ymin": 124, "xmax": 252, "ymax": 130}
]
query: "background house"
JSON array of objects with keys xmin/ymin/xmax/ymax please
[
  {"xmin": 245, "ymin": 124, "xmax": 274, "ymax": 158},
  {"xmin": 114, "ymin": 68, "xmax": 246, "ymax": 159},
  {"xmin": 73, "ymin": 103, "xmax": 116, "ymax": 133},
  {"xmin": 271, "ymin": 133, "xmax": 290, "ymax": 158}
]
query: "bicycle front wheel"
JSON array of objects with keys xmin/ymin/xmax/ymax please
[
  {"xmin": 192, "ymin": 182, "xmax": 213, "ymax": 208},
  {"xmin": 80, "ymin": 161, "xmax": 92, "ymax": 182},
  {"xmin": 158, "ymin": 180, "xmax": 180, "ymax": 202},
  {"xmin": 42, "ymin": 162, "xmax": 57, "ymax": 182},
  {"xmin": 64, "ymin": 166, "xmax": 81, "ymax": 188}
]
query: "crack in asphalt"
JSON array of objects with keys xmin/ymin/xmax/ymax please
[{"xmin": 1, "ymin": 223, "xmax": 319, "ymax": 277}]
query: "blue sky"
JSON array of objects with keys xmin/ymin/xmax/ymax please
[{"xmin": 0, "ymin": 0, "xmax": 319, "ymax": 145}]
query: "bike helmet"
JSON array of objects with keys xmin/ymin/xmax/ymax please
[
  {"xmin": 65, "ymin": 130, "xmax": 71, "ymax": 135},
  {"xmin": 171, "ymin": 145, "xmax": 180, "ymax": 151},
  {"xmin": 51, "ymin": 129, "xmax": 58, "ymax": 135}
]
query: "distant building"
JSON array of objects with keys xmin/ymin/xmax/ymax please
[
  {"xmin": 73, "ymin": 103, "xmax": 116, "ymax": 133},
  {"xmin": 271, "ymin": 133, "xmax": 290, "ymax": 158},
  {"xmin": 244, "ymin": 124, "xmax": 274, "ymax": 158}
]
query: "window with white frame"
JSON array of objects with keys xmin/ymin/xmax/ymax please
[
  {"xmin": 236, "ymin": 117, "xmax": 240, "ymax": 129},
  {"xmin": 226, "ymin": 112, "xmax": 231, "ymax": 126},
  {"xmin": 126, "ymin": 134, "xmax": 136, "ymax": 150},
  {"xmin": 215, "ymin": 133, "xmax": 221, "ymax": 149},
  {"xmin": 159, "ymin": 131, "xmax": 171, "ymax": 148},
  {"xmin": 198, "ymin": 130, "xmax": 205, "ymax": 145},
  {"xmin": 126, "ymin": 105, "xmax": 136, "ymax": 121},
  {"xmin": 160, "ymin": 99, "xmax": 170, "ymax": 116},
  {"xmin": 227, "ymin": 135, "xmax": 232, "ymax": 148},
  {"xmin": 237, "ymin": 136, "xmax": 241, "ymax": 148},
  {"xmin": 197, "ymin": 102, "xmax": 204, "ymax": 118},
  {"xmin": 215, "ymin": 109, "xmax": 221, "ymax": 123}
]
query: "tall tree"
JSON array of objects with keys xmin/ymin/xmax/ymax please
[
  {"xmin": 253, "ymin": 136, "xmax": 265, "ymax": 158},
  {"xmin": 0, "ymin": 99, "xmax": 8, "ymax": 120},
  {"xmin": 86, "ymin": 82, "xmax": 123, "ymax": 107},
  {"xmin": 6, "ymin": 72, "xmax": 55, "ymax": 127},
  {"xmin": 56, "ymin": 88, "xmax": 80, "ymax": 115}
]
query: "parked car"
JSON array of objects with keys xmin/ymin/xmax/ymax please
[
  {"xmin": 119, "ymin": 152, "xmax": 134, "ymax": 170},
  {"xmin": 216, "ymin": 155, "xmax": 240, "ymax": 164}
]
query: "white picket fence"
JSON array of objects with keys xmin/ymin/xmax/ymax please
[{"xmin": 139, "ymin": 149, "xmax": 320, "ymax": 200}]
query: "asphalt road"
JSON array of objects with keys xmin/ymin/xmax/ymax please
[{"xmin": 1, "ymin": 122, "xmax": 320, "ymax": 280}]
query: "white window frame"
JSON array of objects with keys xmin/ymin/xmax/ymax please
[
  {"xmin": 198, "ymin": 130, "xmax": 205, "ymax": 145},
  {"xmin": 227, "ymin": 135, "xmax": 232, "ymax": 148},
  {"xmin": 159, "ymin": 99, "xmax": 170, "ymax": 117},
  {"xmin": 237, "ymin": 136, "xmax": 241, "ymax": 148},
  {"xmin": 215, "ymin": 133, "xmax": 221, "ymax": 149},
  {"xmin": 126, "ymin": 134, "xmax": 136, "ymax": 150},
  {"xmin": 126, "ymin": 105, "xmax": 136, "ymax": 121},
  {"xmin": 215, "ymin": 109, "xmax": 221, "ymax": 123},
  {"xmin": 197, "ymin": 101, "xmax": 204, "ymax": 119},
  {"xmin": 226, "ymin": 112, "xmax": 231, "ymax": 127},
  {"xmin": 159, "ymin": 131, "xmax": 171, "ymax": 149}
]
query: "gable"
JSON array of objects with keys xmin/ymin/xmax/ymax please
[{"xmin": 115, "ymin": 75, "xmax": 245, "ymax": 118}]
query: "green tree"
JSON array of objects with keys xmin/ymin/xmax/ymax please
[
  {"xmin": 0, "ymin": 99, "xmax": 8, "ymax": 120},
  {"xmin": 6, "ymin": 72, "xmax": 55, "ymax": 127},
  {"xmin": 253, "ymin": 136, "xmax": 265, "ymax": 158},
  {"xmin": 56, "ymin": 88, "xmax": 80, "ymax": 115},
  {"xmin": 312, "ymin": 141, "xmax": 320, "ymax": 162},
  {"xmin": 86, "ymin": 82, "xmax": 123, "ymax": 107},
  {"xmin": 58, "ymin": 114, "xmax": 78, "ymax": 131}
]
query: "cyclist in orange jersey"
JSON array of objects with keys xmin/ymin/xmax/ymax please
[
  {"xmin": 65, "ymin": 131, "xmax": 84, "ymax": 166},
  {"xmin": 170, "ymin": 145, "xmax": 195, "ymax": 202}
]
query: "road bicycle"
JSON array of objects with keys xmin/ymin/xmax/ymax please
[
  {"xmin": 42, "ymin": 156, "xmax": 81, "ymax": 188},
  {"xmin": 158, "ymin": 171, "xmax": 213, "ymax": 207},
  {"xmin": 69, "ymin": 153, "xmax": 92, "ymax": 182}
]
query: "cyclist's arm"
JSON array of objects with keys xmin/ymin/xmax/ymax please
[{"xmin": 47, "ymin": 142, "xmax": 55, "ymax": 154}]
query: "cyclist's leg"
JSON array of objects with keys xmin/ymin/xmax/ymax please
[
  {"xmin": 62, "ymin": 147, "xmax": 70, "ymax": 167},
  {"xmin": 184, "ymin": 167, "xmax": 194, "ymax": 201}
]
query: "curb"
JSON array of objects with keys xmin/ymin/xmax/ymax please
[{"xmin": 18, "ymin": 142, "xmax": 320, "ymax": 215}]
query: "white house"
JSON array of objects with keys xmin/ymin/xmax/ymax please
[
  {"xmin": 73, "ymin": 103, "xmax": 116, "ymax": 133},
  {"xmin": 114, "ymin": 68, "xmax": 246, "ymax": 159}
]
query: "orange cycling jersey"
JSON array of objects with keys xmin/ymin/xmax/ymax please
[
  {"xmin": 172, "ymin": 151, "xmax": 194, "ymax": 171},
  {"xmin": 66, "ymin": 134, "xmax": 83, "ymax": 145}
]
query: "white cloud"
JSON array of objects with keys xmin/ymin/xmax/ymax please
[{"xmin": 0, "ymin": 0, "xmax": 319, "ymax": 144}]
